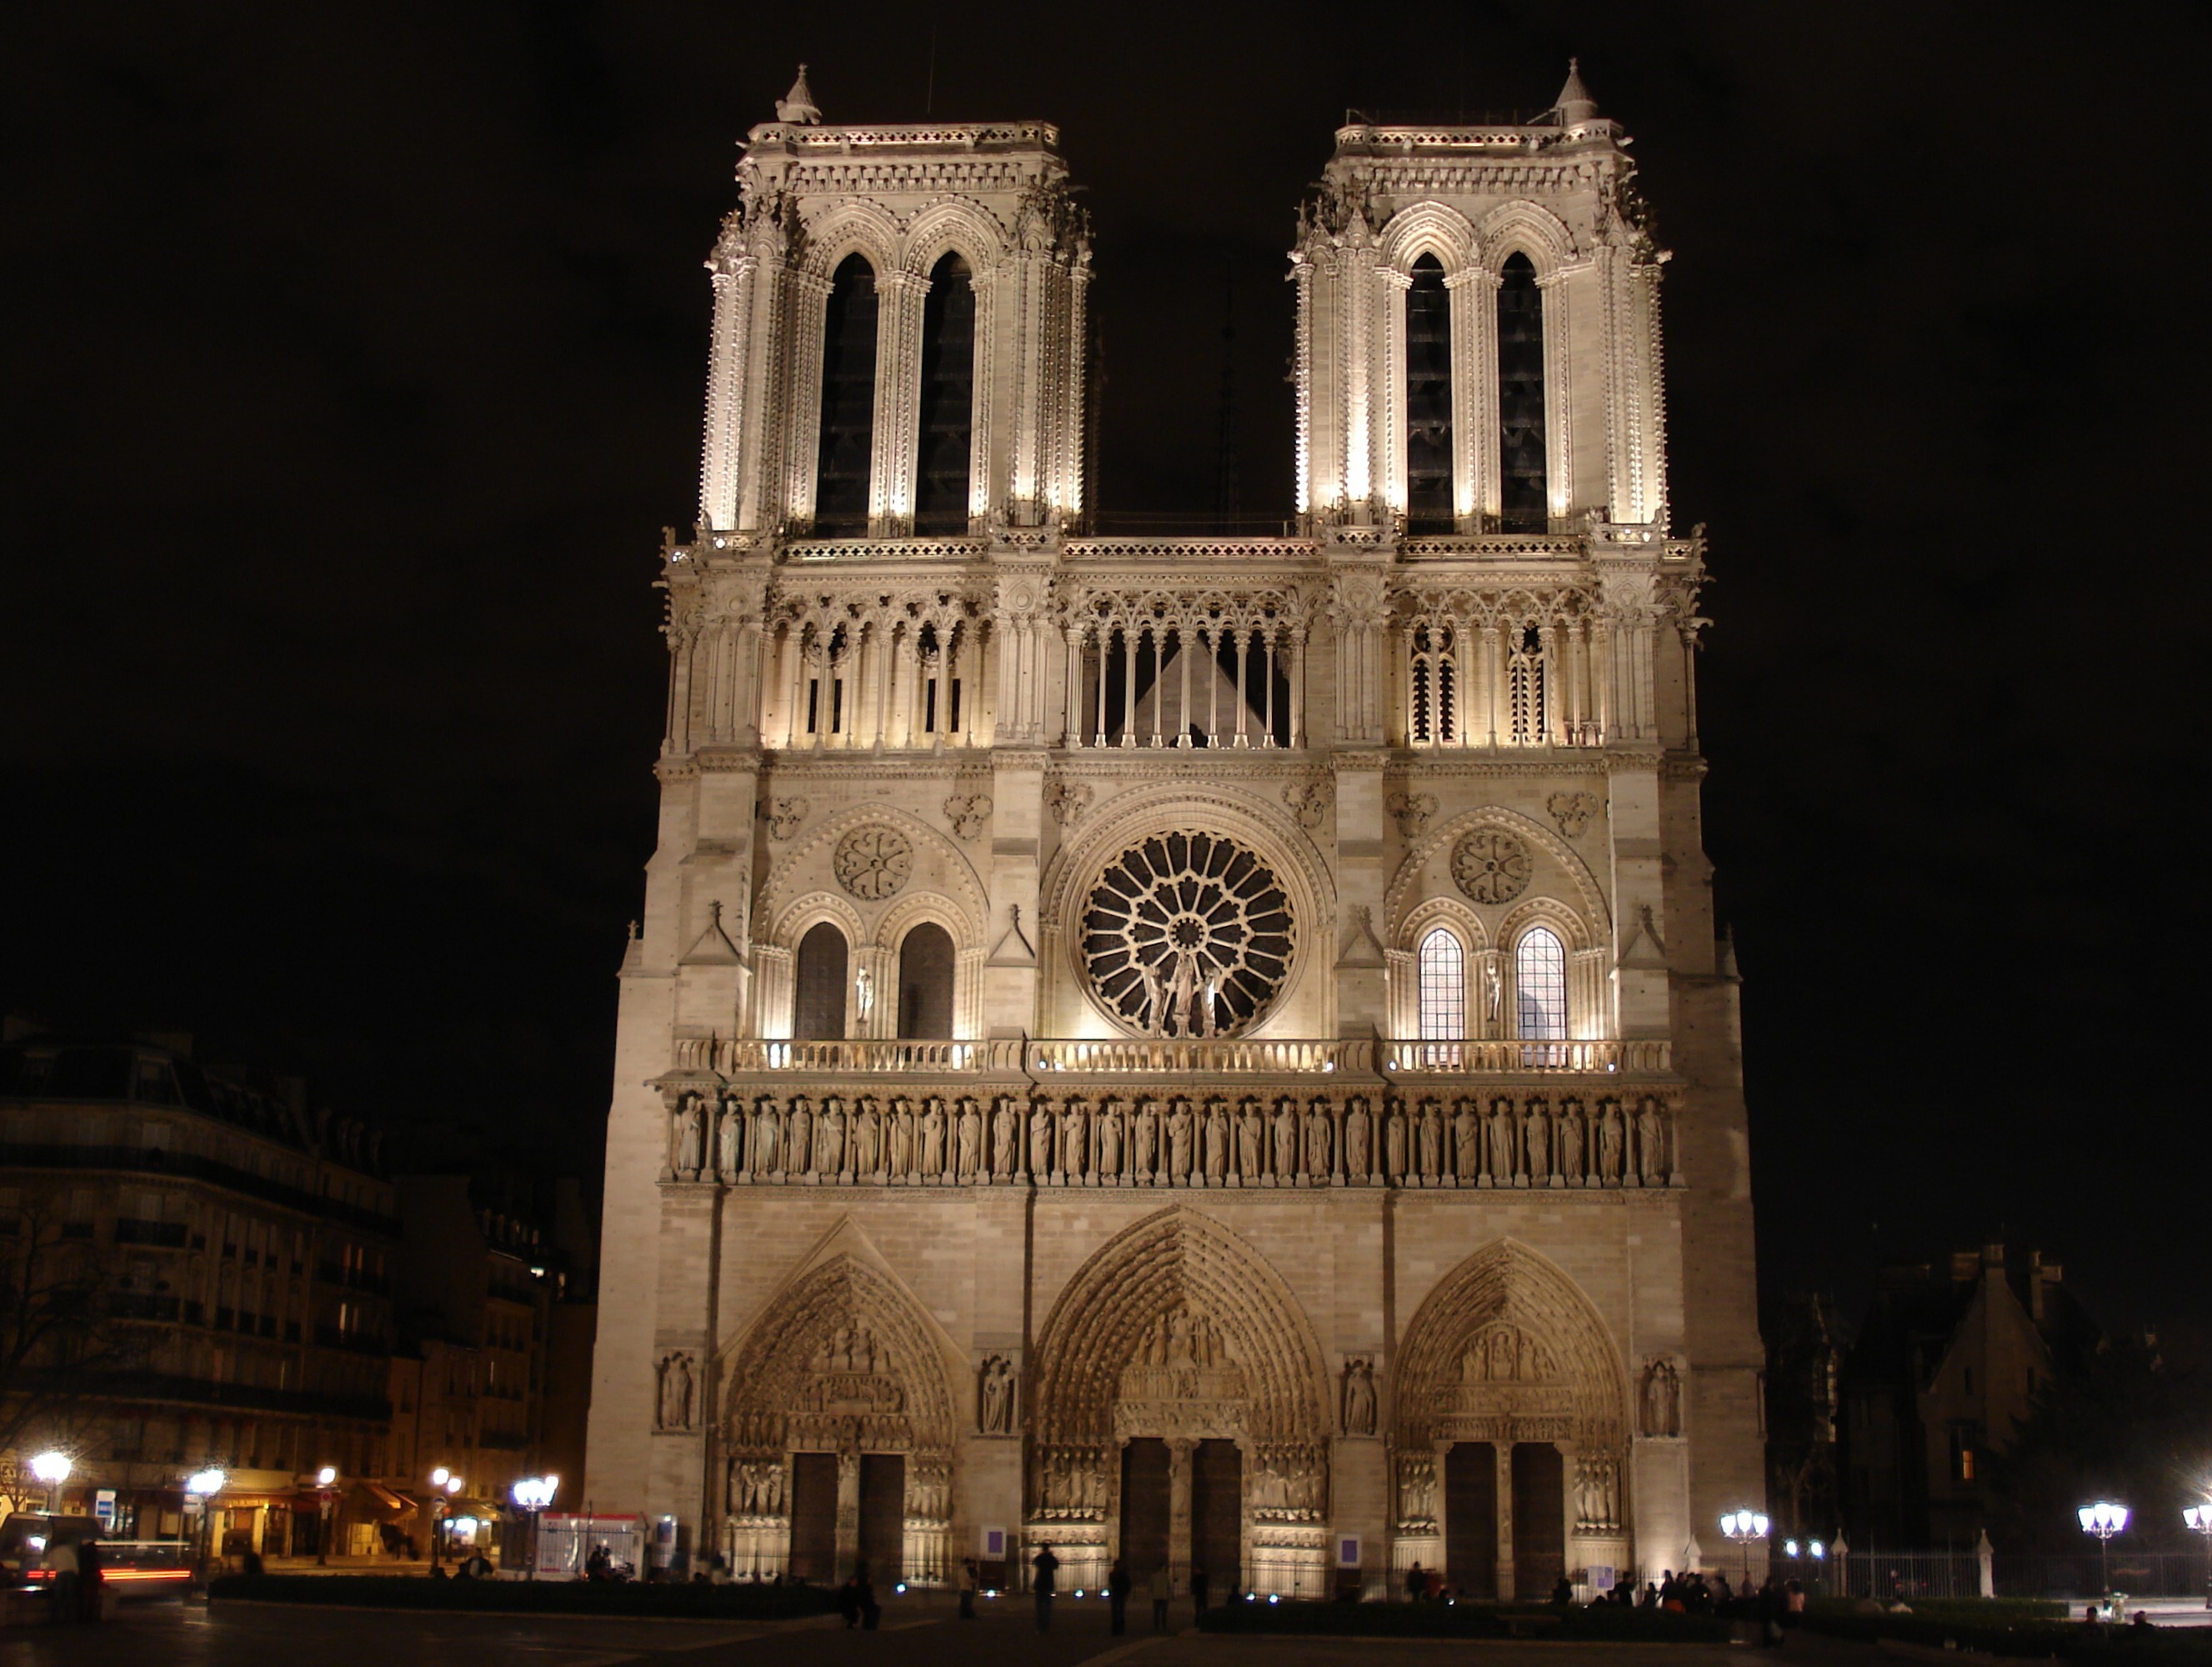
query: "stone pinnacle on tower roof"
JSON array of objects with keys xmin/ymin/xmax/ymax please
[
  {"xmin": 1552, "ymin": 57, "xmax": 1599, "ymax": 125},
  {"xmin": 776, "ymin": 64, "xmax": 823, "ymax": 125}
]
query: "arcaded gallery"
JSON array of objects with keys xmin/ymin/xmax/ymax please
[{"xmin": 585, "ymin": 64, "xmax": 1764, "ymax": 1600}]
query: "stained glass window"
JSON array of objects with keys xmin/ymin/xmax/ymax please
[
  {"xmin": 1514, "ymin": 925, "xmax": 1567, "ymax": 1041},
  {"xmin": 1418, "ymin": 928, "xmax": 1465, "ymax": 1040}
]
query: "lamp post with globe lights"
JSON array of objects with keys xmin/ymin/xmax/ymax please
[
  {"xmin": 2184, "ymin": 1503, "xmax": 2211, "ymax": 1611},
  {"xmin": 28, "ymin": 1452, "xmax": 71, "ymax": 1515},
  {"xmin": 313, "ymin": 1466, "xmax": 339, "ymax": 1566},
  {"xmin": 185, "ymin": 1469, "xmax": 226, "ymax": 1587},
  {"xmin": 1719, "ymin": 1509, "xmax": 1770, "ymax": 1586},
  {"xmin": 510, "ymin": 1475, "xmax": 558, "ymax": 1579},
  {"xmin": 2077, "ymin": 1502, "xmax": 2128, "ymax": 1601},
  {"xmin": 429, "ymin": 1469, "xmax": 463, "ymax": 1570}
]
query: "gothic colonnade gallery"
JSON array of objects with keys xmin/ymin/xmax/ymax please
[{"xmin": 658, "ymin": 1204, "xmax": 1692, "ymax": 1600}]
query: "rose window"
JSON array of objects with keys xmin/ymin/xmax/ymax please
[
  {"xmin": 1081, "ymin": 832, "xmax": 1294, "ymax": 1037},
  {"xmin": 1451, "ymin": 828, "xmax": 1531, "ymax": 905},
  {"xmin": 835, "ymin": 826, "xmax": 913, "ymax": 900}
]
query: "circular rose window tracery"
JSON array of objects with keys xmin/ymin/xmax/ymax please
[{"xmin": 1081, "ymin": 832, "xmax": 1294, "ymax": 1038}]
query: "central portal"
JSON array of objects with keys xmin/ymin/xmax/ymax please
[
  {"xmin": 1190, "ymin": 1439, "xmax": 1242, "ymax": 1592},
  {"xmin": 858, "ymin": 1454, "xmax": 905, "ymax": 1581},
  {"xmin": 1120, "ymin": 1439, "xmax": 1171, "ymax": 1576}
]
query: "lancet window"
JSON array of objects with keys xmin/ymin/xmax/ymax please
[
  {"xmin": 1408, "ymin": 622, "xmax": 1458, "ymax": 745},
  {"xmin": 1514, "ymin": 925, "xmax": 1567, "ymax": 1043},
  {"xmin": 896, "ymin": 923, "xmax": 955, "ymax": 1039},
  {"xmin": 797, "ymin": 623, "xmax": 850, "ymax": 740},
  {"xmin": 1497, "ymin": 252, "xmax": 1547, "ymax": 533},
  {"xmin": 1063, "ymin": 597, "xmax": 1304, "ymax": 750},
  {"xmin": 912, "ymin": 622, "xmax": 963, "ymax": 739},
  {"xmin": 1404, "ymin": 253, "xmax": 1454, "ymax": 533},
  {"xmin": 1417, "ymin": 928, "xmax": 1466, "ymax": 1040},
  {"xmin": 913, "ymin": 253, "xmax": 976, "ymax": 535},
  {"xmin": 813, "ymin": 254, "xmax": 879, "ymax": 536},
  {"xmin": 793, "ymin": 923, "xmax": 849, "ymax": 1039},
  {"xmin": 1506, "ymin": 623, "xmax": 1546, "ymax": 745}
]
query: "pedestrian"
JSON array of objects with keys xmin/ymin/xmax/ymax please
[
  {"xmin": 1191, "ymin": 1564, "xmax": 1209, "ymax": 1613},
  {"xmin": 1551, "ymin": 1574, "xmax": 1574, "ymax": 1609},
  {"xmin": 959, "ymin": 1556, "xmax": 979, "ymax": 1619},
  {"xmin": 1149, "ymin": 1562, "xmax": 1172, "ymax": 1629},
  {"xmin": 836, "ymin": 1574, "xmax": 861, "ymax": 1629},
  {"xmin": 586, "ymin": 1543, "xmax": 612, "ymax": 1581},
  {"xmin": 1405, "ymin": 1560, "xmax": 1425, "ymax": 1602},
  {"xmin": 1108, "ymin": 1559, "xmax": 1131, "ymax": 1634},
  {"xmin": 77, "ymin": 1538, "xmax": 105, "ymax": 1624},
  {"xmin": 1032, "ymin": 1543, "xmax": 1059, "ymax": 1631},
  {"xmin": 853, "ymin": 1561, "xmax": 879, "ymax": 1629},
  {"xmin": 45, "ymin": 1534, "xmax": 79, "ymax": 1625}
]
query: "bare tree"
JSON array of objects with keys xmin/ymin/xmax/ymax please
[{"xmin": 0, "ymin": 1189, "xmax": 156, "ymax": 1470}]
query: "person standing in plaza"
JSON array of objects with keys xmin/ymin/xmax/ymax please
[
  {"xmin": 1032, "ymin": 1544, "xmax": 1059, "ymax": 1630},
  {"xmin": 1107, "ymin": 1559, "xmax": 1131, "ymax": 1634},
  {"xmin": 1149, "ymin": 1562, "xmax": 1172, "ymax": 1629},
  {"xmin": 958, "ymin": 1556, "xmax": 978, "ymax": 1619}
]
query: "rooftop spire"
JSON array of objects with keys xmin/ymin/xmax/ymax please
[
  {"xmin": 776, "ymin": 64, "xmax": 823, "ymax": 125},
  {"xmin": 1552, "ymin": 57, "xmax": 1599, "ymax": 125}
]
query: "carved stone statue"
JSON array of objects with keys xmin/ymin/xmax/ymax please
[
  {"xmin": 677, "ymin": 1094, "xmax": 705, "ymax": 1175},
  {"xmin": 754, "ymin": 1103, "xmax": 782, "ymax": 1176},
  {"xmin": 1238, "ymin": 1101, "xmax": 1264, "ymax": 1180},
  {"xmin": 717, "ymin": 1097, "xmax": 743, "ymax": 1177},
  {"xmin": 1640, "ymin": 1357, "xmax": 1681, "ymax": 1437},
  {"xmin": 1341, "ymin": 1356, "xmax": 1377, "ymax": 1434},
  {"xmin": 656, "ymin": 1351, "xmax": 694, "ymax": 1430},
  {"xmin": 788, "ymin": 1098, "xmax": 813, "ymax": 1176},
  {"xmin": 1488, "ymin": 1098, "xmax": 1516, "ymax": 1182},
  {"xmin": 1166, "ymin": 1101, "xmax": 1194, "ymax": 1182},
  {"xmin": 1204, "ymin": 1102, "xmax": 1228, "ymax": 1181},
  {"xmin": 1061, "ymin": 1101, "xmax": 1088, "ymax": 1179},
  {"xmin": 978, "ymin": 1354, "xmax": 1016, "ymax": 1434},
  {"xmin": 1524, "ymin": 1102, "xmax": 1551, "ymax": 1182},
  {"xmin": 1344, "ymin": 1099, "xmax": 1370, "ymax": 1179},
  {"xmin": 956, "ymin": 1099, "xmax": 982, "ymax": 1179},
  {"xmin": 817, "ymin": 1099, "xmax": 845, "ymax": 1177},
  {"xmin": 1599, "ymin": 1102, "xmax": 1624, "ymax": 1184},
  {"xmin": 854, "ymin": 1099, "xmax": 883, "ymax": 1176},
  {"xmin": 1384, "ymin": 1104, "xmax": 1409, "ymax": 1179},
  {"xmin": 1098, "ymin": 1101, "xmax": 1124, "ymax": 1177},
  {"xmin": 1448, "ymin": 1102, "xmax": 1474, "ymax": 1182},
  {"xmin": 1029, "ymin": 1103, "xmax": 1054, "ymax": 1175},
  {"xmin": 1134, "ymin": 1099, "xmax": 1159, "ymax": 1179},
  {"xmin": 921, "ymin": 1099, "xmax": 946, "ymax": 1179},
  {"xmin": 1304, "ymin": 1099, "xmax": 1332, "ymax": 1178},
  {"xmin": 992, "ymin": 1098, "xmax": 1018, "ymax": 1176},
  {"xmin": 1637, "ymin": 1096, "xmax": 1667, "ymax": 1184},
  {"xmin": 1559, "ymin": 1099, "xmax": 1585, "ymax": 1184},
  {"xmin": 888, "ymin": 1099, "xmax": 914, "ymax": 1179},
  {"xmin": 1272, "ymin": 1099, "xmax": 1298, "ymax": 1179}
]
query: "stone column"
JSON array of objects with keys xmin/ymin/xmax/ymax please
[
  {"xmin": 1169, "ymin": 1439, "xmax": 1195, "ymax": 1590},
  {"xmin": 1494, "ymin": 1441, "xmax": 1515, "ymax": 1601}
]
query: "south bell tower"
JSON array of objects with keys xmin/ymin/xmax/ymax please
[{"xmin": 589, "ymin": 66, "xmax": 1762, "ymax": 1604}]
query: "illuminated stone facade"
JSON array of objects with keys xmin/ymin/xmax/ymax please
[{"xmin": 586, "ymin": 64, "xmax": 1764, "ymax": 1598}]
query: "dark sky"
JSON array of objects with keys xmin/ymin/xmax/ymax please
[{"xmin": 7, "ymin": 3, "xmax": 2208, "ymax": 1331}]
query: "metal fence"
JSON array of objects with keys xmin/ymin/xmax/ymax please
[{"xmin": 1815, "ymin": 1549, "xmax": 2210, "ymax": 1601}]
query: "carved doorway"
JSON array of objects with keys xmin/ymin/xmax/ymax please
[
  {"xmin": 858, "ymin": 1454, "xmax": 905, "ymax": 1580},
  {"xmin": 1120, "ymin": 1438, "xmax": 1171, "ymax": 1578},
  {"xmin": 1191, "ymin": 1439, "xmax": 1243, "ymax": 1592},
  {"xmin": 1511, "ymin": 1444, "xmax": 1564, "ymax": 1599},
  {"xmin": 1444, "ymin": 1442, "xmax": 1499, "ymax": 1598},
  {"xmin": 788, "ymin": 1453, "xmax": 838, "ymax": 1580}
]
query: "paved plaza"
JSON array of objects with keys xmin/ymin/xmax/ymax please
[{"xmin": 0, "ymin": 1596, "xmax": 1946, "ymax": 1667}]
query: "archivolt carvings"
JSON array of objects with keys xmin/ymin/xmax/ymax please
[
  {"xmin": 719, "ymin": 1254, "xmax": 957, "ymax": 1469},
  {"xmin": 1031, "ymin": 1209, "xmax": 1329, "ymax": 1464},
  {"xmin": 1393, "ymin": 1240, "xmax": 1629, "ymax": 1459}
]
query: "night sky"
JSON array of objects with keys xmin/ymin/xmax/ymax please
[{"xmin": 8, "ymin": 4, "xmax": 2207, "ymax": 1331}]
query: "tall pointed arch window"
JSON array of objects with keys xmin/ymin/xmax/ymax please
[
  {"xmin": 1404, "ymin": 253, "xmax": 1454, "ymax": 533},
  {"xmin": 1417, "ymin": 928, "xmax": 1466, "ymax": 1040},
  {"xmin": 813, "ymin": 253, "xmax": 878, "ymax": 536},
  {"xmin": 913, "ymin": 253, "xmax": 976, "ymax": 535},
  {"xmin": 895, "ymin": 922, "xmax": 955, "ymax": 1039},
  {"xmin": 1514, "ymin": 925, "xmax": 1567, "ymax": 1041},
  {"xmin": 1506, "ymin": 623, "xmax": 1546, "ymax": 744},
  {"xmin": 793, "ymin": 921, "xmax": 849, "ymax": 1039},
  {"xmin": 1497, "ymin": 252, "xmax": 1547, "ymax": 533},
  {"xmin": 1408, "ymin": 622, "xmax": 1456, "ymax": 744}
]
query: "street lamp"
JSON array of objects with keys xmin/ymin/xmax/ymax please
[
  {"xmin": 2077, "ymin": 1502, "xmax": 2129, "ymax": 1599},
  {"xmin": 511, "ymin": 1475, "xmax": 558, "ymax": 1580},
  {"xmin": 429, "ymin": 1470, "xmax": 463, "ymax": 1571},
  {"xmin": 1719, "ymin": 1509, "xmax": 1771, "ymax": 1586},
  {"xmin": 2182, "ymin": 1503, "xmax": 2211, "ymax": 1612},
  {"xmin": 28, "ymin": 1452, "xmax": 71, "ymax": 1515},
  {"xmin": 186, "ymin": 1469, "xmax": 226, "ymax": 1588},
  {"xmin": 313, "ymin": 1466, "xmax": 339, "ymax": 1567}
]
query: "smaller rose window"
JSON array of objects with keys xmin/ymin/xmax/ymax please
[
  {"xmin": 835, "ymin": 826, "xmax": 913, "ymax": 901},
  {"xmin": 1451, "ymin": 828, "xmax": 1531, "ymax": 905}
]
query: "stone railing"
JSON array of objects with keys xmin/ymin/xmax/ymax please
[
  {"xmin": 1063, "ymin": 537, "xmax": 1319, "ymax": 563},
  {"xmin": 1380, "ymin": 1039, "xmax": 1670, "ymax": 1075},
  {"xmin": 671, "ymin": 1035, "xmax": 1669, "ymax": 1080}
]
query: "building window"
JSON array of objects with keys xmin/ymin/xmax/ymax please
[
  {"xmin": 1514, "ymin": 925, "xmax": 1568, "ymax": 1040},
  {"xmin": 1417, "ymin": 929, "xmax": 1465, "ymax": 1040},
  {"xmin": 1404, "ymin": 253, "xmax": 1453, "ymax": 532},
  {"xmin": 813, "ymin": 253, "xmax": 878, "ymax": 536},
  {"xmin": 913, "ymin": 253, "xmax": 975, "ymax": 533},
  {"xmin": 1507, "ymin": 623, "xmax": 1546, "ymax": 744},
  {"xmin": 895, "ymin": 922, "xmax": 956, "ymax": 1039},
  {"xmin": 1497, "ymin": 252, "xmax": 1547, "ymax": 532},
  {"xmin": 793, "ymin": 922, "xmax": 849, "ymax": 1039},
  {"xmin": 1408, "ymin": 622, "xmax": 1456, "ymax": 744}
]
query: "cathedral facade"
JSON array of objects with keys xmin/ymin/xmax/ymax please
[{"xmin": 585, "ymin": 65, "xmax": 1763, "ymax": 1599}]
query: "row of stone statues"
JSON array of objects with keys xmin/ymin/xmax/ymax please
[{"xmin": 666, "ymin": 1090, "xmax": 1678, "ymax": 1189}]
